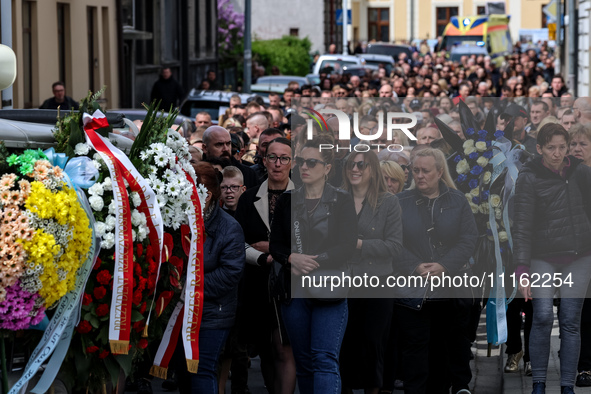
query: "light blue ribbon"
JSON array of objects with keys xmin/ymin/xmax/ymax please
[
  {"xmin": 43, "ymin": 148, "xmax": 99, "ymax": 189},
  {"xmin": 9, "ymin": 189, "xmax": 99, "ymax": 394}
]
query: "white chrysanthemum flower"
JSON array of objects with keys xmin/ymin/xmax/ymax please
[
  {"xmin": 89, "ymin": 195, "xmax": 104, "ymax": 211},
  {"xmin": 101, "ymin": 232, "xmax": 115, "ymax": 249},
  {"xmin": 163, "ymin": 169, "xmax": 176, "ymax": 181},
  {"xmin": 151, "ymin": 179, "xmax": 165, "ymax": 194},
  {"xmin": 88, "ymin": 183, "xmax": 104, "ymax": 196},
  {"xmin": 154, "ymin": 151, "xmax": 170, "ymax": 167},
  {"xmin": 105, "ymin": 215, "xmax": 116, "ymax": 231},
  {"xmin": 157, "ymin": 194, "xmax": 168, "ymax": 208},
  {"xmin": 75, "ymin": 143, "xmax": 90, "ymax": 156},
  {"xmin": 139, "ymin": 150, "xmax": 151, "ymax": 161},
  {"xmin": 91, "ymin": 160, "xmax": 102, "ymax": 170},
  {"xmin": 151, "ymin": 143, "xmax": 166, "ymax": 152},
  {"xmin": 167, "ymin": 183, "xmax": 181, "ymax": 197}
]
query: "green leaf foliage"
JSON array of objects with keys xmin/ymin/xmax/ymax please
[{"xmin": 252, "ymin": 36, "xmax": 312, "ymax": 76}]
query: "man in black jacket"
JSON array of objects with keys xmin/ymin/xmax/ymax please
[
  {"xmin": 202, "ymin": 126, "xmax": 259, "ymax": 189},
  {"xmin": 150, "ymin": 67, "xmax": 184, "ymax": 110},
  {"xmin": 39, "ymin": 81, "xmax": 79, "ymax": 110}
]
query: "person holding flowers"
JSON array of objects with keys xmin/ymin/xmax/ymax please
[
  {"xmin": 514, "ymin": 123, "xmax": 591, "ymax": 394},
  {"xmin": 393, "ymin": 147, "xmax": 477, "ymax": 394}
]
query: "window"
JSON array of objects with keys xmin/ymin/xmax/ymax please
[
  {"xmin": 290, "ymin": 28, "xmax": 299, "ymax": 37},
  {"xmin": 22, "ymin": 0, "xmax": 33, "ymax": 108},
  {"xmin": 87, "ymin": 7, "xmax": 97, "ymax": 92},
  {"xmin": 57, "ymin": 3, "xmax": 68, "ymax": 85},
  {"xmin": 121, "ymin": 0, "xmax": 134, "ymax": 27},
  {"xmin": 436, "ymin": 7, "xmax": 458, "ymax": 37},
  {"xmin": 135, "ymin": 0, "xmax": 154, "ymax": 66},
  {"xmin": 162, "ymin": 0, "xmax": 179, "ymax": 61},
  {"xmin": 477, "ymin": 6, "xmax": 486, "ymax": 15},
  {"xmin": 368, "ymin": 8, "xmax": 389, "ymax": 42},
  {"xmin": 541, "ymin": 5, "xmax": 547, "ymax": 28}
]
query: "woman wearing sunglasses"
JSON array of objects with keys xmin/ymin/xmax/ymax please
[
  {"xmin": 340, "ymin": 151, "xmax": 403, "ymax": 394},
  {"xmin": 269, "ymin": 134, "xmax": 357, "ymax": 393},
  {"xmin": 393, "ymin": 147, "xmax": 477, "ymax": 394}
]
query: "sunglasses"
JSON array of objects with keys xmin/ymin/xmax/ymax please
[
  {"xmin": 295, "ymin": 157, "xmax": 326, "ymax": 168},
  {"xmin": 400, "ymin": 164, "xmax": 410, "ymax": 171},
  {"xmin": 347, "ymin": 161, "xmax": 369, "ymax": 171}
]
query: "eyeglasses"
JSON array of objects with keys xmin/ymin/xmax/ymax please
[
  {"xmin": 266, "ymin": 154, "xmax": 291, "ymax": 165},
  {"xmin": 400, "ymin": 164, "xmax": 410, "ymax": 171},
  {"xmin": 220, "ymin": 185, "xmax": 243, "ymax": 192},
  {"xmin": 295, "ymin": 157, "xmax": 326, "ymax": 168},
  {"xmin": 347, "ymin": 161, "xmax": 369, "ymax": 171}
]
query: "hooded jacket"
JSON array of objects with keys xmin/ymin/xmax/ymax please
[{"xmin": 513, "ymin": 156, "xmax": 591, "ymax": 267}]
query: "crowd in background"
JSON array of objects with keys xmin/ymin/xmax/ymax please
[{"xmin": 134, "ymin": 40, "xmax": 591, "ymax": 394}]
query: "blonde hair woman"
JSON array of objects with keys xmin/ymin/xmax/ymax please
[{"xmin": 380, "ymin": 160, "xmax": 406, "ymax": 194}]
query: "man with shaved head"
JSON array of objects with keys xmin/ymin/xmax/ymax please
[
  {"xmin": 246, "ymin": 113, "xmax": 269, "ymax": 139},
  {"xmin": 416, "ymin": 127, "xmax": 442, "ymax": 145},
  {"xmin": 202, "ymin": 126, "xmax": 260, "ymax": 188}
]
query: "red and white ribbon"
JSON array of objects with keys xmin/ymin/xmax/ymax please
[
  {"xmin": 181, "ymin": 170, "xmax": 205, "ymax": 373},
  {"xmin": 82, "ymin": 110, "xmax": 164, "ymax": 353},
  {"xmin": 150, "ymin": 302, "xmax": 184, "ymax": 379},
  {"xmin": 83, "ymin": 111, "xmax": 133, "ymax": 355}
]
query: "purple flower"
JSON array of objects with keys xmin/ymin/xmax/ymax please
[
  {"xmin": 469, "ymin": 179, "xmax": 479, "ymax": 189},
  {"xmin": 483, "ymin": 151, "xmax": 493, "ymax": 159},
  {"xmin": 457, "ymin": 174, "xmax": 467, "ymax": 183},
  {"xmin": 469, "ymin": 152, "xmax": 478, "ymax": 160},
  {"xmin": 454, "ymin": 154, "xmax": 462, "ymax": 163},
  {"xmin": 466, "ymin": 128, "xmax": 475, "ymax": 136},
  {"xmin": 472, "ymin": 196, "xmax": 480, "ymax": 204},
  {"xmin": 494, "ymin": 130, "xmax": 505, "ymax": 139},
  {"xmin": 481, "ymin": 190, "xmax": 490, "ymax": 201},
  {"xmin": 478, "ymin": 129, "xmax": 488, "ymax": 138}
]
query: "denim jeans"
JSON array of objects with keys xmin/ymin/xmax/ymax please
[
  {"xmin": 190, "ymin": 328, "xmax": 230, "ymax": 394},
  {"xmin": 529, "ymin": 257, "xmax": 591, "ymax": 386},
  {"xmin": 281, "ymin": 298, "xmax": 348, "ymax": 394}
]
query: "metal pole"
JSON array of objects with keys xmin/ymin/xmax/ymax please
[
  {"xmin": 342, "ymin": 0, "xmax": 348, "ymax": 54},
  {"xmin": 410, "ymin": 0, "xmax": 415, "ymax": 42},
  {"xmin": 243, "ymin": 0, "xmax": 252, "ymax": 93},
  {"xmin": 567, "ymin": 0, "xmax": 576, "ymax": 95},
  {"xmin": 556, "ymin": 0, "xmax": 562, "ymax": 73},
  {"xmin": 1, "ymin": 0, "xmax": 14, "ymax": 109}
]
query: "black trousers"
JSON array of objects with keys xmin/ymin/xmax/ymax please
[
  {"xmin": 395, "ymin": 300, "xmax": 473, "ymax": 394},
  {"xmin": 578, "ymin": 284, "xmax": 591, "ymax": 372},
  {"xmin": 340, "ymin": 297, "xmax": 394, "ymax": 389},
  {"xmin": 505, "ymin": 297, "xmax": 533, "ymax": 362}
]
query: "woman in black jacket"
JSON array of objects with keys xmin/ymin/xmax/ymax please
[
  {"xmin": 270, "ymin": 134, "xmax": 357, "ymax": 394},
  {"xmin": 176, "ymin": 162, "xmax": 246, "ymax": 394},
  {"xmin": 393, "ymin": 147, "xmax": 477, "ymax": 394},
  {"xmin": 339, "ymin": 150, "xmax": 403, "ymax": 394},
  {"xmin": 514, "ymin": 124, "xmax": 591, "ymax": 394}
]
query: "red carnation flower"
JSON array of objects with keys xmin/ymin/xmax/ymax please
[
  {"xmin": 82, "ymin": 293, "xmax": 93, "ymax": 306},
  {"xmin": 96, "ymin": 304, "xmax": 109, "ymax": 317},
  {"xmin": 98, "ymin": 350, "xmax": 110, "ymax": 359},
  {"xmin": 133, "ymin": 290, "xmax": 143, "ymax": 306},
  {"xmin": 93, "ymin": 286, "xmax": 107, "ymax": 300},
  {"xmin": 76, "ymin": 320, "xmax": 92, "ymax": 334},
  {"xmin": 136, "ymin": 243, "xmax": 143, "ymax": 258},
  {"xmin": 138, "ymin": 339, "xmax": 148, "ymax": 349},
  {"xmin": 86, "ymin": 346, "xmax": 99, "ymax": 353},
  {"xmin": 93, "ymin": 257, "xmax": 102, "ymax": 270},
  {"xmin": 139, "ymin": 302, "xmax": 147, "ymax": 314},
  {"xmin": 97, "ymin": 269, "xmax": 112, "ymax": 285}
]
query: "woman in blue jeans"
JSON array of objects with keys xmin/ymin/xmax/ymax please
[
  {"xmin": 270, "ymin": 134, "xmax": 357, "ymax": 393},
  {"xmin": 514, "ymin": 124, "xmax": 591, "ymax": 394},
  {"xmin": 176, "ymin": 162, "xmax": 246, "ymax": 394}
]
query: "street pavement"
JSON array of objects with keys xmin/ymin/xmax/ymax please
[{"xmin": 7, "ymin": 306, "xmax": 591, "ymax": 394}]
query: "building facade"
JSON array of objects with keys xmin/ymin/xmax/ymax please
[
  {"xmin": 350, "ymin": 0, "xmax": 551, "ymax": 44},
  {"xmin": 121, "ymin": 0, "xmax": 218, "ymax": 108},
  {"xmin": 7, "ymin": 0, "xmax": 119, "ymax": 109}
]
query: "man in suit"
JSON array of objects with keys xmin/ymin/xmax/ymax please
[{"xmin": 235, "ymin": 137, "xmax": 295, "ymax": 393}]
